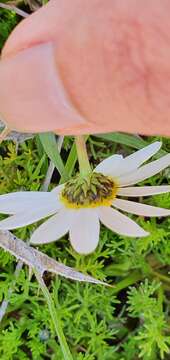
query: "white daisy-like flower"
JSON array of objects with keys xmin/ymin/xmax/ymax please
[{"xmin": 0, "ymin": 141, "xmax": 170, "ymax": 254}]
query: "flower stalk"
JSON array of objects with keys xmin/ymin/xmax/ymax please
[
  {"xmin": 35, "ymin": 271, "xmax": 73, "ymax": 360},
  {"xmin": 75, "ymin": 135, "xmax": 92, "ymax": 176}
]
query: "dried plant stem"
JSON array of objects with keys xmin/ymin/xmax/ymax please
[
  {"xmin": 35, "ymin": 271, "xmax": 73, "ymax": 360},
  {"xmin": 0, "ymin": 2, "xmax": 29, "ymax": 17},
  {"xmin": 0, "ymin": 231, "xmax": 105, "ymax": 284},
  {"xmin": 41, "ymin": 160, "xmax": 55, "ymax": 191},
  {"xmin": 0, "ymin": 126, "xmax": 11, "ymax": 144}
]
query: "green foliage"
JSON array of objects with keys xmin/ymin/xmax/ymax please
[
  {"xmin": 0, "ymin": 141, "xmax": 47, "ymax": 193},
  {"xmin": 128, "ymin": 280, "xmax": 170, "ymax": 359},
  {"xmin": 0, "ymin": 133, "xmax": 170, "ymax": 359},
  {"xmin": 0, "ymin": 8, "xmax": 18, "ymax": 50}
]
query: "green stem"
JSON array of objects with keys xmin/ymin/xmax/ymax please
[
  {"xmin": 75, "ymin": 136, "xmax": 91, "ymax": 176},
  {"xmin": 111, "ymin": 271, "xmax": 142, "ymax": 294},
  {"xmin": 35, "ymin": 272, "xmax": 73, "ymax": 360}
]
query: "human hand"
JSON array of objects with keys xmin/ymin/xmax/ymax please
[{"xmin": 0, "ymin": 0, "xmax": 170, "ymax": 136}]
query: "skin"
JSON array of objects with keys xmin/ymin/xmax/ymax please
[{"xmin": 0, "ymin": 0, "xmax": 170, "ymax": 136}]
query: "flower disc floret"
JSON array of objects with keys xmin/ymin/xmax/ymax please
[{"xmin": 61, "ymin": 172, "xmax": 118, "ymax": 208}]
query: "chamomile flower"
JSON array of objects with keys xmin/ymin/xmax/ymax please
[{"xmin": 0, "ymin": 141, "xmax": 170, "ymax": 254}]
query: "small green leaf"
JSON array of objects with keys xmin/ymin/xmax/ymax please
[
  {"xmin": 38, "ymin": 132, "xmax": 68, "ymax": 181},
  {"xmin": 30, "ymin": 154, "xmax": 46, "ymax": 182}
]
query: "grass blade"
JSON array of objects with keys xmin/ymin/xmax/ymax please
[
  {"xmin": 39, "ymin": 133, "xmax": 68, "ymax": 181},
  {"xmin": 95, "ymin": 132, "xmax": 147, "ymax": 149}
]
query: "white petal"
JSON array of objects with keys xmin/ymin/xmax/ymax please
[
  {"xmin": 113, "ymin": 198, "xmax": 170, "ymax": 217},
  {"xmin": 0, "ymin": 203, "xmax": 59, "ymax": 230},
  {"xmin": 94, "ymin": 155, "xmax": 123, "ymax": 176},
  {"xmin": 99, "ymin": 207, "xmax": 149, "ymax": 237},
  {"xmin": 113, "ymin": 141, "xmax": 162, "ymax": 178},
  {"xmin": 69, "ymin": 209, "xmax": 100, "ymax": 254},
  {"xmin": 117, "ymin": 185, "xmax": 170, "ymax": 197},
  {"xmin": 0, "ymin": 191, "xmax": 59, "ymax": 214},
  {"xmin": 94, "ymin": 142, "xmax": 161, "ymax": 179},
  {"xmin": 119, "ymin": 154, "xmax": 170, "ymax": 186},
  {"xmin": 125, "ymin": 141, "xmax": 161, "ymax": 163},
  {"xmin": 51, "ymin": 184, "xmax": 64, "ymax": 196},
  {"xmin": 30, "ymin": 208, "xmax": 74, "ymax": 244}
]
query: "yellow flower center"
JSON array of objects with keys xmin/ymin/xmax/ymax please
[{"xmin": 60, "ymin": 172, "xmax": 118, "ymax": 209}]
